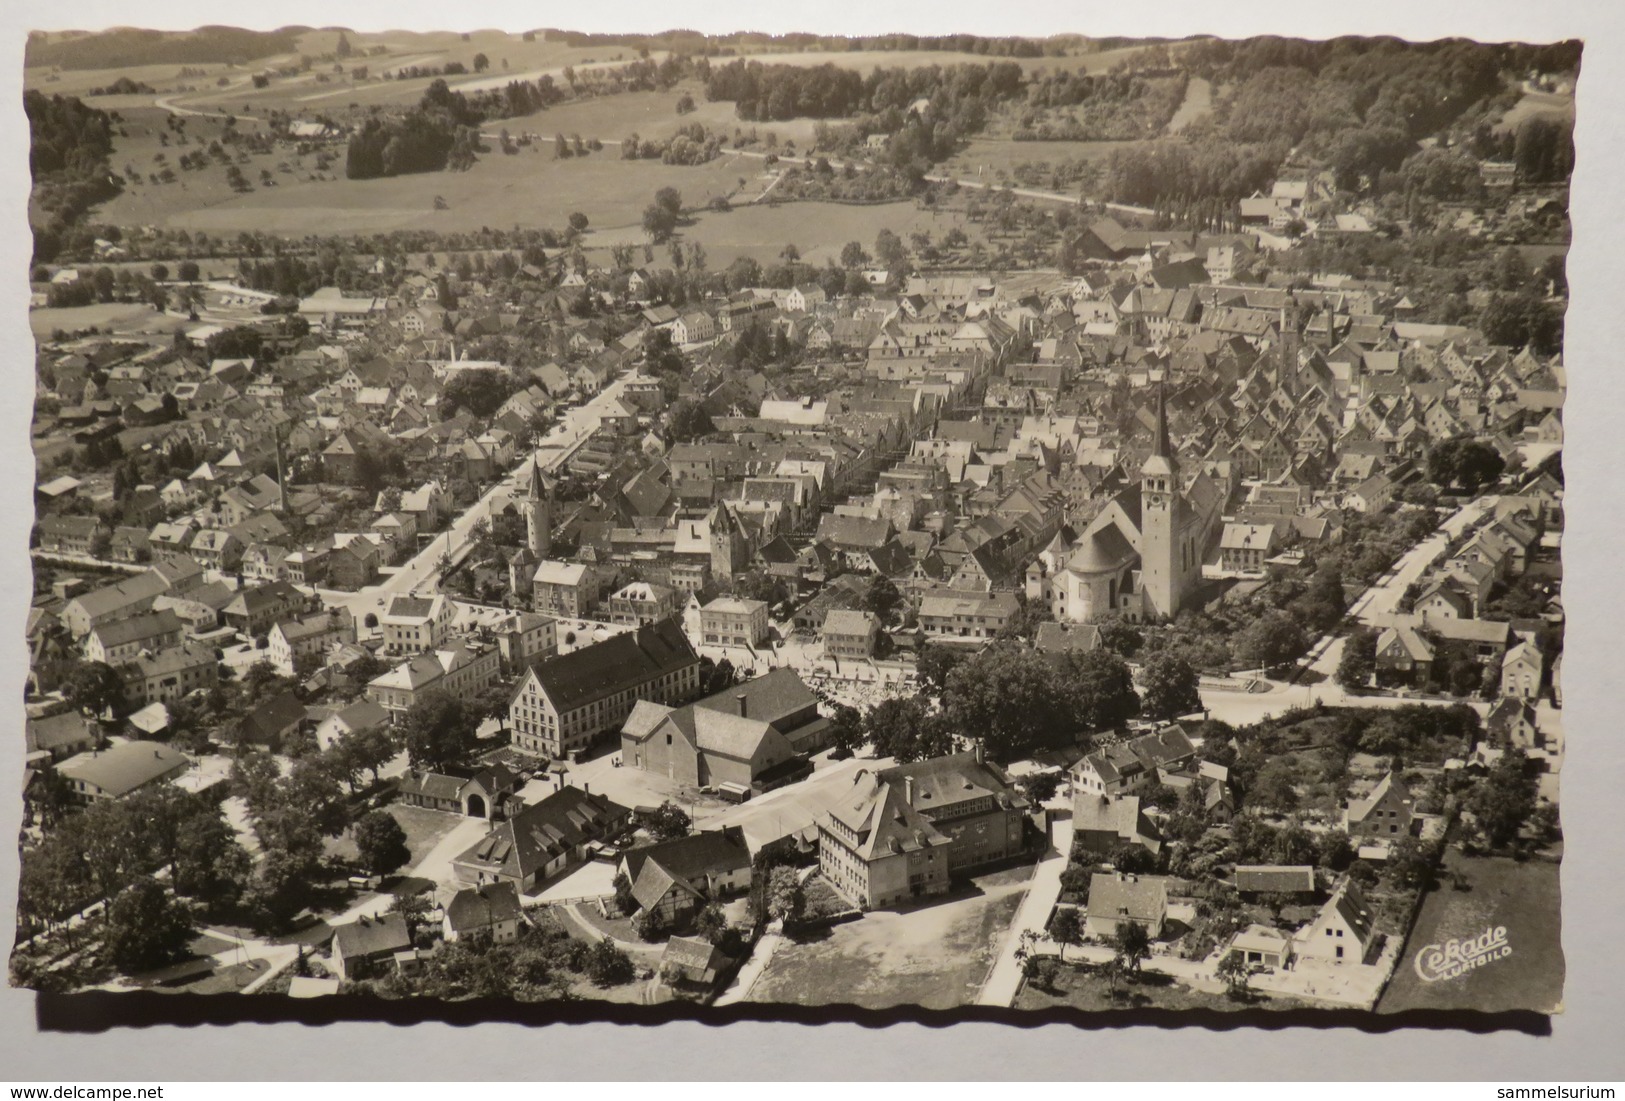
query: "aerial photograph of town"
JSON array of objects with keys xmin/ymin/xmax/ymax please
[{"xmin": 9, "ymin": 24, "xmax": 1572, "ymax": 1021}]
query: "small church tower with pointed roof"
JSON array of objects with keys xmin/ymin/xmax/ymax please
[{"xmin": 523, "ymin": 454, "xmax": 553, "ymax": 561}]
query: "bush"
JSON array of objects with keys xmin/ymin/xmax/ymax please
[
  {"xmin": 586, "ymin": 939, "xmax": 635, "ymax": 987},
  {"xmin": 632, "ymin": 908, "xmax": 668, "ymax": 942}
]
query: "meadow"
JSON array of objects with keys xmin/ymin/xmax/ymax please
[
  {"xmin": 51, "ymin": 30, "xmax": 1183, "ymax": 248},
  {"xmin": 85, "ymin": 93, "xmax": 993, "ymax": 259},
  {"xmin": 1496, "ymin": 88, "xmax": 1576, "ymax": 134},
  {"xmin": 110, "ymin": 141, "xmax": 754, "ymax": 236},
  {"xmin": 938, "ymin": 137, "xmax": 1139, "ymax": 186}
]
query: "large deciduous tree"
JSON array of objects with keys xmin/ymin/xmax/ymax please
[
  {"xmin": 103, "ymin": 877, "xmax": 195, "ymax": 974},
  {"xmin": 65, "ymin": 661, "xmax": 126, "ymax": 720},
  {"xmin": 1234, "ymin": 610, "xmax": 1308, "ymax": 673},
  {"xmin": 1465, "ymin": 748, "xmax": 1539, "ymax": 849},
  {"xmin": 1113, "ymin": 921, "xmax": 1151, "ymax": 975},
  {"xmin": 1426, "ymin": 436, "xmax": 1507, "ymax": 493},
  {"xmin": 443, "ymin": 367, "xmax": 521, "ymax": 418},
  {"xmin": 941, "ymin": 643, "xmax": 1066, "ymax": 760},
  {"xmin": 826, "ymin": 703, "xmax": 866, "ymax": 758},
  {"xmin": 1138, "ymin": 652, "xmax": 1202, "ymax": 721},
  {"xmin": 400, "ymin": 691, "xmax": 475, "ymax": 772},
  {"xmin": 353, "ymin": 810, "xmax": 412, "ymax": 876},
  {"xmin": 864, "ymin": 695, "xmax": 950, "ymax": 764},
  {"xmin": 1056, "ymin": 648, "xmax": 1142, "ymax": 735},
  {"xmin": 1336, "ymin": 627, "xmax": 1378, "ymax": 691},
  {"xmin": 665, "ymin": 399, "xmax": 714, "ymax": 442},
  {"xmin": 637, "ymin": 801, "xmax": 692, "ymax": 842},
  {"xmin": 767, "ymin": 866, "xmax": 804, "ymax": 925},
  {"xmin": 1046, "ymin": 906, "xmax": 1083, "ymax": 962}
]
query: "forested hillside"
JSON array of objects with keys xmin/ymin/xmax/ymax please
[
  {"xmin": 25, "ymin": 90, "xmax": 121, "ymax": 264},
  {"xmin": 25, "ymin": 26, "xmax": 304, "ymax": 71}
]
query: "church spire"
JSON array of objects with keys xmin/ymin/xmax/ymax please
[
  {"xmin": 524, "ymin": 451, "xmax": 553, "ymax": 560},
  {"xmin": 1152, "ymin": 380, "xmax": 1172, "ymax": 461},
  {"xmin": 525, "ymin": 452, "xmax": 550, "ymax": 501}
]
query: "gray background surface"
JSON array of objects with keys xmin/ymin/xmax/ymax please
[{"xmin": 0, "ymin": 0, "xmax": 1619, "ymax": 1080}]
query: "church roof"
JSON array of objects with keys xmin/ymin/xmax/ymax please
[{"xmin": 1067, "ymin": 525, "xmax": 1138, "ymax": 574}]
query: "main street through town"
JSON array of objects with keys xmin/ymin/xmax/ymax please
[{"xmin": 309, "ymin": 373, "xmax": 632, "ymax": 627}]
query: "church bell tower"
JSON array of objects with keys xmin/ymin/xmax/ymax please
[{"xmin": 1139, "ymin": 384, "xmax": 1181, "ymax": 621}]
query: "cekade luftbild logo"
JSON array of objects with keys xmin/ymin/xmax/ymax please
[{"xmin": 1413, "ymin": 926, "xmax": 1513, "ymax": 982}]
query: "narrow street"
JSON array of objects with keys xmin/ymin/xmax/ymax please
[
  {"xmin": 1201, "ymin": 496, "xmax": 1499, "ymax": 728},
  {"xmin": 977, "ymin": 812, "xmax": 1073, "ymax": 1007},
  {"xmin": 316, "ymin": 373, "xmax": 630, "ymax": 623}
]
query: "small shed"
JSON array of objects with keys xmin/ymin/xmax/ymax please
[{"xmin": 661, "ymin": 935, "xmax": 728, "ymax": 985}]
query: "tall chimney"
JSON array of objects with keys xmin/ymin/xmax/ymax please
[
  {"xmin": 736, "ymin": 692, "xmax": 748, "ymax": 718},
  {"xmin": 974, "ymin": 742, "xmax": 984, "ymax": 765},
  {"xmin": 904, "ymin": 776, "xmax": 914, "ymax": 806}
]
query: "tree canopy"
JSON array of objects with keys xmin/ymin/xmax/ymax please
[
  {"xmin": 399, "ymin": 691, "xmax": 476, "ymax": 773},
  {"xmin": 103, "ymin": 877, "xmax": 195, "ymax": 974},
  {"xmin": 1427, "ymin": 436, "xmax": 1507, "ymax": 492},
  {"xmin": 353, "ymin": 810, "xmax": 412, "ymax": 876},
  {"xmin": 1138, "ymin": 652, "xmax": 1202, "ymax": 721}
]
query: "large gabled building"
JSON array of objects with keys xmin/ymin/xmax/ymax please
[
  {"xmin": 58, "ymin": 740, "xmax": 190, "ymax": 802},
  {"xmin": 817, "ymin": 749, "xmax": 1031, "ymax": 910},
  {"xmin": 365, "ymin": 639, "xmax": 503, "ymax": 719},
  {"xmin": 617, "ymin": 670, "xmax": 819, "ymax": 796},
  {"xmin": 379, "ymin": 593, "xmax": 455, "ymax": 656},
  {"xmin": 508, "ymin": 618, "xmax": 700, "ymax": 759}
]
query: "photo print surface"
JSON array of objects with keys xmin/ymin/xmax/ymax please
[{"xmin": 12, "ymin": 25, "xmax": 1571, "ymax": 1021}]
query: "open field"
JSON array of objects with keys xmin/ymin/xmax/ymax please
[
  {"xmin": 1166, "ymin": 76, "xmax": 1213, "ymax": 132},
  {"xmin": 939, "ymin": 137, "xmax": 1138, "ymax": 184},
  {"xmin": 28, "ymin": 60, "xmax": 291, "ymax": 100},
  {"xmin": 1377, "ymin": 851, "xmax": 1564, "ymax": 1014},
  {"xmin": 59, "ymin": 36, "xmax": 1190, "ymax": 241},
  {"xmin": 100, "ymin": 140, "xmax": 754, "ymax": 235},
  {"xmin": 83, "ymin": 105, "xmax": 315, "ymax": 229},
  {"xmin": 28, "ymin": 302, "xmax": 185, "ymax": 339},
  {"xmin": 245, "ymin": 51, "xmax": 645, "ymax": 116},
  {"xmin": 721, "ymin": 42, "xmax": 1172, "ymax": 78},
  {"xmin": 41, "ymin": 37, "xmax": 1177, "ymax": 137},
  {"xmin": 31, "ymin": 30, "xmax": 640, "ymax": 117},
  {"xmin": 476, "ymin": 87, "xmax": 738, "ymax": 145},
  {"xmin": 1497, "ymin": 89, "xmax": 1575, "ymax": 134},
  {"xmin": 746, "ymin": 864, "xmax": 1031, "ymax": 1010},
  {"xmin": 92, "ymin": 122, "xmax": 988, "ymax": 257}
]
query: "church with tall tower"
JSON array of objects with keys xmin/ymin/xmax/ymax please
[
  {"xmin": 1025, "ymin": 385, "xmax": 1209, "ymax": 624},
  {"xmin": 1135, "ymin": 384, "xmax": 1200, "ymax": 620}
]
